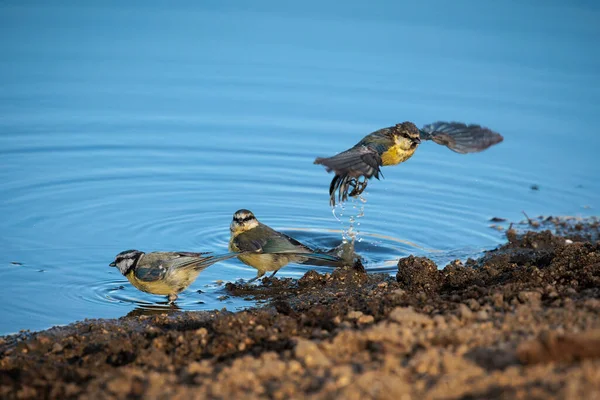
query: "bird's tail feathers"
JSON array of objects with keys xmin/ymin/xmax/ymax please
[
  {"xmin": 314, "ymin": 157, "xmax": 334, "ymax": 172},
  {"xmin": 283, "ymin": 251, "xmax": 344, "ymax": 267},
  {"xmin": 329, "ymin": 174, "xmax": 373, "ymax": 206},
  {"xmin": 329, "ymin": 174, "xmax": 353, "ymax": 206},
  {"xmin": 181, "ymin": 252, "xmax": 240, "ymax": 271}
]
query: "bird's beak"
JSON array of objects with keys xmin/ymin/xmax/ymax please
[
  {"xmin": 413, "ymin": 137, "xmax": 421, "ymax": 144},
  {"xmin": 109, "ymin": 261, "xmax": 116, "ymax": 267}
]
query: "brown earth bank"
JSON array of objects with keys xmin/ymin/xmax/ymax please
[{"xmin": 1, "ymin": 223, "xmax": 600, "ymax": 399}]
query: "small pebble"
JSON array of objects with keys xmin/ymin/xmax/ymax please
[
  {"xmin": 518, "ymin": 291, "xmax": 542, "ymax": 306},
  {"xmin": 51, "ymin": 343, "xmax": 64, "ymax": 353},
  {"xmin": 476, "ymin": 310, "xmax": 489, "ymax": 321},
  {"xmin": 458, "ymin": 304, "xmax": 473, "ymax": 320},
  {"xmin": 347, "ymin": 310, "xmax": 363, "ymax": 320},
  {"xmin": 357, "ymin": 315, "xmax": 374, "ymax": 325}
]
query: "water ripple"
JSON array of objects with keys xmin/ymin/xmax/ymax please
[{"xmin": 2, "ymin": 1, "xmax": 598, "ymax": 335}]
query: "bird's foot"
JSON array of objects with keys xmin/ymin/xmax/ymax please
[
  {"xmin": 245, "ymin": 274, "xmax": 263, "ymax": 285},
  {"xmin": 167, "ymin": 294, "xmax": 178, "ymax": 304},
  {"xmin": 348, "ymin": 178, "xmax": 368, "ymax": 197}
]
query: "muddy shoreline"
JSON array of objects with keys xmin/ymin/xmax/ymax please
[{"xmin": 1, "ymin": 222, "xmax": 599, "ymax": 399}]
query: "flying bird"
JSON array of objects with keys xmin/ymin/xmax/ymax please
[{"xmin": 314, "ymin": 121, "xmax": 503, "ymax": 205}]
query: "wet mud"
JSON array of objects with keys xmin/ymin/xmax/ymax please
[{"xmin": 1, "ymin": 220, "xmax": 599, "ymax": 399}]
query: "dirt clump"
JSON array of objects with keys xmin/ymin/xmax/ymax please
[
  {"xmin": 397, "ymin": 255, "xmax": 441, "ymax": 293},
  {"xmin": 1, "ymin": 226, "xmax": 600, "ymax": 399},
  {"xmin": 518, "ymin": 330, "xmax": 600, "ymax": 364}
]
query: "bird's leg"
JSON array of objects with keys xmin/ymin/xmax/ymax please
[
  {"xmin": 269, "ymin": 270, "xmax": 278, "ymax": 278},
  {"xmin": 348, "ymin": 179, "xmax": 360, "ymax": 197},
  {"xmin": 167, "ymin": 294, "xmax": 178, "ymax": 304},
  {"xmin": 246, "ymin": 271, "xmax": 265, "ymax": 285}
]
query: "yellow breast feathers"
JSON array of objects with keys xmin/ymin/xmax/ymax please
[
  {"xmin": 126, "ymin": 269, "xmax": 199, "ymax": 296},
  {"xmin": 380, "ymin": 138, "xmax": 417, "ymax": 166}
]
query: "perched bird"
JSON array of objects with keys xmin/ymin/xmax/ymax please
[
  {"xmin": 109, "ymin": 250, "xmax": 238, "ymax": 302},
  {"xmin": 314, "ymin": 121, "xmax": 503, "ymax": 205},
  {"xmin": 228, "ymin": 209, "xmax": 343, "ymax": 282}
]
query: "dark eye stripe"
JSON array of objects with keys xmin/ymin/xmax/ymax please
[{"xmin": 234, "ymin": 215, "xmax": 255, "ymax": 223}]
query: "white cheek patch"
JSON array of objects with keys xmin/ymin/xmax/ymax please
[{"xmin": 117, "ymin": 258, "xmax": 135, "ymax": 274}]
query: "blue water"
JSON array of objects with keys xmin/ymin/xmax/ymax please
[{"xmin": 0, "ymin": 1, "xmax": 598, "ymax": 335}]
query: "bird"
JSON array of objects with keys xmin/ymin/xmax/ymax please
[
  {"xmin": 314, "ymin": 121, "xmax": 503, "ymax": 205},
  {"xmin": 109, "ymin": 250, "xmax": 239, "ymax": 302},
  {"xmin": 228, "ymin": 209, "xmax": 343, "ymax": 282}
]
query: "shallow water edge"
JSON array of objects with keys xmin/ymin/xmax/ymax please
[{"xmin": 1, "ymin": 219, "xmax": 599, "ymax": 399}]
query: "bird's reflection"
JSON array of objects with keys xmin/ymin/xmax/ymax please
[{"xmin": 125, "ymin": 302, "xmax": 181, "ymax": 318}]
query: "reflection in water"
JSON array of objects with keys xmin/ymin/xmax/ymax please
[
  {"xmin": 126, "ymin": 303, "xmax": 181, "ymax": 318},
  {"xmin": 285, "ymin": 227, "xmax": 439, "ymax": 254},
  {"xmin": 325, "ymin": 240, "xmax": 361, "ymax": 268}
]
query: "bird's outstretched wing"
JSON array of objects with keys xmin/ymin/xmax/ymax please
[
  {"xmin": 419, "ymin": 121, "xmax": 503, "ymax": 154},
  {"xmin": 314, "ymin": 145, "xmax": 382, "ymax": 179},
  {"xmin": 314, "ymin": 146, "xmax": 382, "ymax": 205}
]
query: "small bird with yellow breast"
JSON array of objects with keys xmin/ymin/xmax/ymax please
[
  {"xmin": 229, "ymin": 209, "xmax": 343, "ymax": 282},
  {"xmin": 109, "ymin": 250, "xmax": 238, "ymax": 302},
  {"xmin": 315, "ymin": 121, "xmax": 503, "ymax": 205}
]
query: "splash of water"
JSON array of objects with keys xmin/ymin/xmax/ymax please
[{"xmin": 332, "ymin": 192, "xmax": 368, "ymax": 244}]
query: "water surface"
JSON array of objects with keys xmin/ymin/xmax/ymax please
[{"xmin": 1, "ymin": 1, "xmax": 599, "ymax": 335}]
